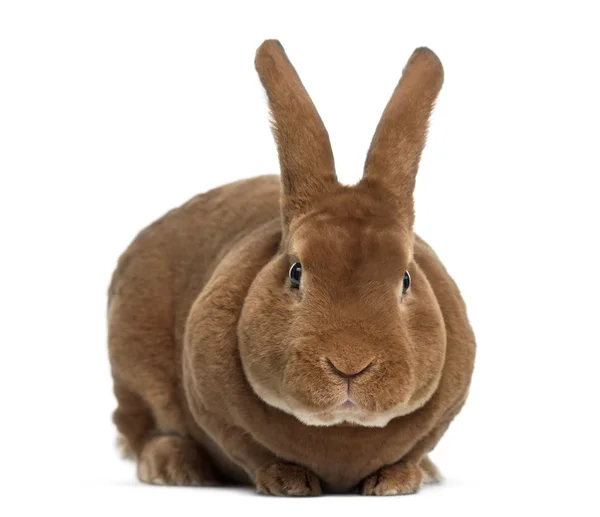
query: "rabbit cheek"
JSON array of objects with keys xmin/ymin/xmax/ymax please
[
  {"xmin": 280, "ymin": 343, "xmax": 346, "ymax": 412},
  {"xmin": 237, "ymin": 281, "xmax": 290, "ymax": 405}
]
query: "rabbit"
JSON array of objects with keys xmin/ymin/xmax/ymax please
[{"xmin": 107, "ymin": 39, "xmax": 476, "ymax": 496}]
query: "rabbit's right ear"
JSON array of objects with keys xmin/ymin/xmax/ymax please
[{"xmin": 255, "ymin": 40, "xmax": 337, "ymax": 226}]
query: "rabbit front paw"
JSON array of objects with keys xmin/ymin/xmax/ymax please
[
  {"xmin": 255, "ymin": 462, "xmax": 322, "ymax": 496},
  {"xmin": 360, "ymin": 461, "xmax": 423, "ymax": 496}
]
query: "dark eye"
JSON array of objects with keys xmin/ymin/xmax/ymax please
[
  {"xmin": 289, "ymin": 262, "xmax": 302, "ymax": 288},
  {"xmin": 402, "ymin": 270, "xmax": 411, "ymax": 293}
]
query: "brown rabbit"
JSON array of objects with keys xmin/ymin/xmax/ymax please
[{"xmin": 108, "ymin": 39, "xmax": 476, "ymax": 496}]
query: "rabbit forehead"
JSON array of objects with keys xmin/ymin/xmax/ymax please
[{"xmin": 290, "ymin": 216, "xmax": 412, "ymax": 274}]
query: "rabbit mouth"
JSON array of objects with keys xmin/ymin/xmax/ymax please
[
  {"xmin": 252, "ymin": 378, "xmax": 422, "ymax": 427},
  {"xmin": 244, "ymin": 356, "xmax": 430, "ymax": 427}
]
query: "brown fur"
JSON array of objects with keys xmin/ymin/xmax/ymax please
[{"xmin": 108, "ymin": 40, "xmax": 476, "ymax": 496}]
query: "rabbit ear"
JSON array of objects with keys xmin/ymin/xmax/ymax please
[
  {"xmin": 255, "ymin": 40, "xmax": 337, "ymax": 224},
  {"xmin": 362, "ymin": 48, "xmax": 444, "ymax": 224}
]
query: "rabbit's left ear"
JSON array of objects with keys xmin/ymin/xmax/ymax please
[
  {"xmin": 255, "ymin": 40, "xmax": 337, "ymax": 226},
  {"xmin": 361, "ymin": 48, "xmax": 444, "ymax": 225}
]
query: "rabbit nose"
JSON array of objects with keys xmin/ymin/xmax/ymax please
[{"xmin": 327, "ymin": 357, "xmax": 374, "ymax": 379}]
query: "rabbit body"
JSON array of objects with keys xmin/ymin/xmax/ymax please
[{"xmin": 108, "ymin": 41, "xmax": 476, "ymax": 496}]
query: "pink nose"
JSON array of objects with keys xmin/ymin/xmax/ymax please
[{"xmin": 327, "ymin": 357, "xmax": 373, "ymax": 379}]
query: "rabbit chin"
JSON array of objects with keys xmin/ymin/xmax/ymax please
[
  {"xmin": 292, "ymin": 404, "xmax": 419, "ymax": 428},
  {"xmin": 252, "ymin": 384, "xmax": 423, "ymax": 428}
]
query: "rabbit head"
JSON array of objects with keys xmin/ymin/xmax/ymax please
[{"xmin": 238, "ymin": 40, "xmax": 447, "ymax": 427}]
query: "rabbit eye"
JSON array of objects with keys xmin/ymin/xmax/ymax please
[
  {"xmin": 289, "ymin": 262, "xmax": 302, "ymax": 288},
  {"xmin": 402, "ymin": 271, "xmax": 411, "ymax": 293}
]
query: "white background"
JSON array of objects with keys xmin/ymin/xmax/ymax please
[{"xmin": 1, "ymin": 1, "xmax": 599, "ymax": 515}]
